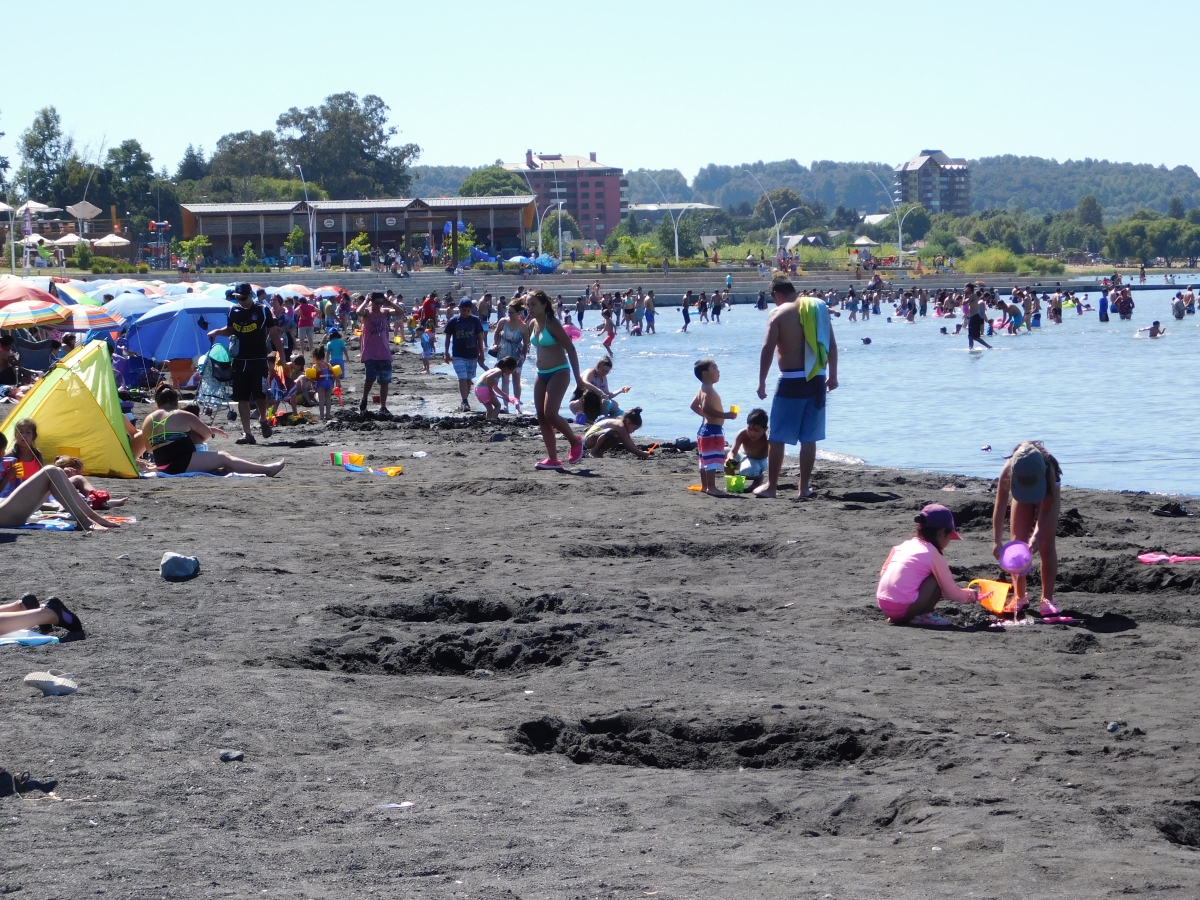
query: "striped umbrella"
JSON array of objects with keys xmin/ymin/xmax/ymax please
[
  {"xmin": 59, "ymin": 305, "xmax": 126, "ymax": 331},
  {"xmin": 55, "ymin": 283, "xmax": 101, "ymax": 306},
  {"xmin": 0, "ymin": 279, "xmax": 59, "ymax": 308},
  {"xmin": 312, "ymin": 285, "xmax": 345, "ymax": 298},
  {"xmin": 0, "ymin": 299, "xmax": 70, "ymax": 328},
  {"xmin": 275, "ymin": 283, "xmax": 314, "ymax": 297}
]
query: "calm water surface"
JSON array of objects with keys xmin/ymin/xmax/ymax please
[{"xmin": 545, "ymin": 288, "xmax": 1198, "ymax": 495}]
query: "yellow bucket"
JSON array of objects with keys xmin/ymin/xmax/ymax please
[{"xmin": 969, "ymin": 578, "xmax": 1013, "ymax": 615}]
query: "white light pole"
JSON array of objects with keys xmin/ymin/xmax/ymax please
[
  {"xmin": 556, "ymin": 200, "xmax": 563, "ymax": 260},
  {"xmin": 775, "ymin": 205, "xmax": 806, "ymax": 255},
  {"xmin": 296, "ymin": 164, "xmax": 315, "ymax": 269},
  {"xmin": 896, "ymin": 205, "xmax": 922, "ymax": 266},
  {"xmin": 742, "ymin": 168, "xmax": 781, "ymax": 252},
  {"xmin": 641, "ymin": 171, "xmax": 693, "ymax": 264}
]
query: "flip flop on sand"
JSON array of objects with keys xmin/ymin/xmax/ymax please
[
  {"xmin": 906, "ymin": 612, "xmax": 954, "ymax": 628},
  {"xmin": 24, "ymin": 670, "xmax": 77, "ymax": 696},
  {"xmin": 1152, "ymin": 502, "xmax": 1193, "ymax": 518}
]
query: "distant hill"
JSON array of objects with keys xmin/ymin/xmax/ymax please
[
  {"xmin": 625, "ymin": 156, "xmax": 1200, "ymax": 219},
  {"xmin": 408, "ymin": 165, "xmax": 476, "ymax": 198}
]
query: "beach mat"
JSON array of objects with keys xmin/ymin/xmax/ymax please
[
  {"xmin": 4, "ymin": 512, "xmax": 138, "ymax": 531},
  {"xmin": 143, "ymin": 472, "xmax": 266, "ymax": 479},
  {"xmin": 0, "ymin": 629, "xmax": 59, "ymax": 647}
]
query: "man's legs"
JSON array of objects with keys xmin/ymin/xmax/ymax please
[
  {"xmin": 752, "ymin": 441, "xmax": 786, "ymax": 498},
  {"xmin": 378, "ymin": 382, "xmax": 390, "ymax": 413},
  {"xmin": 237, "ymin": 400, "xmax": 253, "ymax": 438},
  {"xmin": 459, "ymin": 378, "xmax": 471, "ymax": 404},
  {"xmin": 798, "ymin": 441, "xmax": 817, "ymax": 497},
  {"xmin": 360, "ymin": 378, "xmax": 375, "ymax": 413}
]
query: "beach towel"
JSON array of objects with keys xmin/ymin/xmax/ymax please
[
  {"xmin": 0, "ymin": 629, "xmax": 59, "ymax": 647},
  {"xmin": 3, "ymin": 511, "xmax": 138, "ymax": 530},
  {"xmin": 143, "ymin": 472, "xmax": 266, "ymax": 479},
  {"xmin": 798, "ymin": 297, "xmax": 830, "ymax": 380}
]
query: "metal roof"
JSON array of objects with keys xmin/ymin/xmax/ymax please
[
  {"xmin": 422, "ymin": 195, "xmax": 535, "ymax": 210},
  {"xmin": 502, "ymin": 155, "xmax": 614, "ymax": 172},
  {"xmin": 894, "ymin": 150, "xmax": 968, "ymax": 173},
  {"xmin": 182, "ymin": 201, "xmax": 302, "ymax": 215},
  {"xmin": 627, "ymin": 203, "xmax": 717, "ymax": 213},
  {"xmin": 310, "ymin": 198, "xmax": 427, "ymax": 212}
]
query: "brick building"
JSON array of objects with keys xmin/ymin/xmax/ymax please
[
  {"xmin": 894, "ymin": 150, "xmax": 970, "ymax": 216},
  {"xmin": 501, "ymin": 151, "xmax": 628, "ymax": 241}
]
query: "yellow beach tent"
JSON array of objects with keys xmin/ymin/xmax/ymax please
[{"xmin": 1, "ymin": 340, "xmax": 138, "ymax": 478}]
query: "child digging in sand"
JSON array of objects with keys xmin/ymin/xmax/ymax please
[
  {"xmin": 690, "ymin": 359, "xmax": 737, "ymax": 495},
  {"xmin": 725, "ymin": 407, "xmax": 770, "ymax": 489},
  {"xmin": 583, "ymin": 407, "xmax": 650, "ymax": 459},
  {"xmin": 876, "ymin": 504, "xmax": 981, "ymax": 627},
  {"xmin": 475, "ymin": 356, "xmax": 521, "ymax": 420}
]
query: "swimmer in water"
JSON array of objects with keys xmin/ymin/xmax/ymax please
[{"xmin": 1137, "ymin": 321, "xmax": 1167, "ymax": 338}]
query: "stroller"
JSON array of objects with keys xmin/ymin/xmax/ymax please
[{"xmin": 195, "ymin": 345, "xmax": 234, "ymax": 422}]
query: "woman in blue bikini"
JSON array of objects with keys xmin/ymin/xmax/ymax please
[{"xmin": 527, "ymin": 290, "xmax": 597, "ymax": 470}]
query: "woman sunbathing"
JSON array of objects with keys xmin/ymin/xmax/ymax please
[
  {"xmin": 141, "ymin": 384, "xmax": 285, "ymax": 477},
  {"xmin": 0, "ymin": 465, "xmax": 125, "ymax": 531}
]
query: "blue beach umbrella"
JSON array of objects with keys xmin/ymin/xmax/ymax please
[
  {"xmin": 105, "ymin": 292, "xmax": 163, "ymax": 323},
  {"xmin": 125, "ymin": 297, "xmax": 233, "ymax": 361}
]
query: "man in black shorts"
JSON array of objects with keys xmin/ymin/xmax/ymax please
[{"xmin": 207, "ymin": 283, "xmax": 285, "ymax": 444}]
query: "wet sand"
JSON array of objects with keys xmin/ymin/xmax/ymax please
[{"xmin": 3, "ymin": 348, "xmax": 1200, "ymax": 899}]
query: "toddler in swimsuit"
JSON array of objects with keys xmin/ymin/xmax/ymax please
[{"xmin": 689, "ymin": 359, "xmax": 737, "ymax": 495}]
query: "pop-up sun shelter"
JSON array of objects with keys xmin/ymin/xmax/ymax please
[{"xmin": 1, "ymin": 340, "xmax": 138, "ymax": 478}]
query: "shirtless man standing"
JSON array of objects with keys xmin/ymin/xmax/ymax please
[{"xmin": 753, "ymin": 275, "xmax": 838, "ymax": 499}]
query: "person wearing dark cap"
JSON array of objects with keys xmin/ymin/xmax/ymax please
[
  {"xmin": 207, "ymin": 283, "xmax": 285, "ymax": 444},
  {"xmin": 876, "ymin": 503, "xmax": 981, "ymax": 627},
  {"xmin": 991, "ymin": 441, "xmax": 1063, "ymax": 616},
  {"xmin": 443, "ymin": 298, "xmax": 486, "ymax": 412}
]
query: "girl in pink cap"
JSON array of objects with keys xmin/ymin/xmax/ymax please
[{"xmin": 876, "ymin": 503, "xmax": 981, "ymax": 628}]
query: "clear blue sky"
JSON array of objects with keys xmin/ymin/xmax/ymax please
[{"xmin": 0, "ymin": 0, "xmax": 1191, "ymax": 183}]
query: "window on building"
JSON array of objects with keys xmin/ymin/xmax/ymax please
[
  {"xmin": 580, "ymin": 182, "xmax": 589, "ymax": 187},
  {"xmin": 581, "ymin": 192, "xmax": 589, "ymax": 198},
  {"xmin": 596, "ymin": 202, "xmax": 604, "ymax": 209},
  {"xmin": 597, "ymin": 213, "xmax": 606, "ymax": 221},
  {"xmin": 595, "ymin": 190, "xmax": 605, "ymax": 197},
  {"xmin": 582, "ymin": 203, "xmax": 590, "ymax": 209}
]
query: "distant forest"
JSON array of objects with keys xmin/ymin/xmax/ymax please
[
  {"xmin": 625, "ymin": 157, "xmax": 1200, "ymax": 221},
  {"xmin": 416, "ymin": 156, "xmax": 1200, "ymax": 220}
]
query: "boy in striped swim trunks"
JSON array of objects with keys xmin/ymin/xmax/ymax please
[{"xmin": 690, "ymin": 358, "xmax": 738, "ymax": 495}]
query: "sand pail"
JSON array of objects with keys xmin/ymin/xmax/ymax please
[{"xmin": 969, "ymin": 578, "xmax": 1013, "ymax": 615}]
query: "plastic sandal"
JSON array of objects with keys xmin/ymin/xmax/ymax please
[
  {"xmin": 568, "ymin": 439, "xmax": 584, "ymax": 464},
  {"xmin": 1038, "ymin": 599, "xmax": 1061, "ymax": 616},
  {"xmin": 24, "ymin": 670, "xmax": 77, "ymax": 696},
  {"xmin": 535, "ymin": 458, "xmax": 563, "ymax": 471},
  {"xmin": 908, "ymin": 612, "xmax": 953, "ymax": 628}
]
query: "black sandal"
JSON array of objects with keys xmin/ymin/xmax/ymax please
[{"xmin": 44, "ymin": 597, "xmax": 84, "ymax": 635}]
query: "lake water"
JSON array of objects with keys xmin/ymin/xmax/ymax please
[{"xmin": 541, "ymin": 288, "xmax": 1197, "ymax": 495}]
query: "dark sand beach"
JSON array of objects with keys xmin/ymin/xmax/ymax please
[{"xmin": 3, "ymin": 347, "xmax": 1200, "ymax": 899}]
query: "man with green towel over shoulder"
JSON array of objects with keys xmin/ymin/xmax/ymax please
[{"xmin": 754, "ymin": 275, "xmax": 838, "ymax": 499}]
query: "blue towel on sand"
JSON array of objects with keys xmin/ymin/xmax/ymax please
[{"xmin": 0, "ymin": 629, "xmax": 59, "ymax": 647}]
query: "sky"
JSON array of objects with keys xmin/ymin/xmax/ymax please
[{"xmin": 1, "ymin": 0, "xmax": 1194, "ymax": 185}]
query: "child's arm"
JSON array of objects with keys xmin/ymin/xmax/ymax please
[
  {"xmin": 689, "ymin": 391, "xmax": 706, "ymax": 418},
  {"xmin": 726, "ymin": 428, "xmax": 748, "ymax": 462},
  {"xmin": 617, "ymin": 425, "xmax": 650, "ymax": 459}
]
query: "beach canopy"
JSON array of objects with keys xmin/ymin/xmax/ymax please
[
  {"xmin": 125, "ymin": 297, "xmax": 234, "ymax": 361},
  {"xmin": 0, "ymin": 299, "xmax": 69, "ymax": 328},
  {"xmin": 0, "ymin": 340, "xmax": 138, "ymax": 478},
  {"xmin": 103, "ymin": 292, "xmax": 162, "ymax": 322},
  {"xmin": 853, "ymin": 235, "xmax": 880, "ymax": 247},
  {"xmin": 0, "ymin": 278, "xmax": 59, "ymax": 308},
  {"xmin": 93, "ymin": 233, "xmax": 131, "ymax": 247}
]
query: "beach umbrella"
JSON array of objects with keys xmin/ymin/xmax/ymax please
[
  {"xmin": 58, "ymin": 305, "xmax": 125, "ymax": 331},
  {"xmin": 19, "ymin": 234, "xmax": 47, "ymax": 246},
  {"xmin": 55, "ymin": 283, "xmax": 97, "ymax": 306},
  {"xmin": 125, "ymin": 297, "xmax": 234, "ymax": 361},
  {"xmin": 274, "ymin": 283, "xmax": 314, "ymax": 297},
  {"xmin": 312, "ymin": 285, "xmax": 344, "ymax": 298},
  {"xmin": 265, "ymin": 285, "xmax": 312, "ymax": 300},
  {"xmin": 0, "ymin": 299, "xmax": 70, "ymax": 329},
  {"xmin": 14, "ymin": 200, "xmax": 61, "ymax": 216},
  {"xmin": 93, "ymin": 233, "xmax": 131, "ymax": 247},
  {"xmin": 162, "ymin": 282, "xmax": 204, "ymax": 295},
  {"xmin": 505, "ymin": 255, "xmax": 534, "ymax": 265},
  {"xmin": 52, "ymin": 233, "xmax": 88, "ymax": 247},
  {"xmin": 0, "ymin": 279, "xmax": 59, "ymax": 308},
  {"xmin": 104, "ymin": 292, "xmax": 162, "ymax": 322}
]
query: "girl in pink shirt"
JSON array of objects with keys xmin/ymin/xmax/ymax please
[{"xmin": 876, "ymin": 503, "xmax": 980, "ymax": 627}]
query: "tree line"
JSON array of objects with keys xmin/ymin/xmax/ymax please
[{"xmin": 0, "ymin": 93, "xmax": 420, "ymax": 242}]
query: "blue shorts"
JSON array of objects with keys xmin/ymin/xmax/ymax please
[
  {"xmin": 451, "ymin": 357, "xmax": 478, "ymax": 381},
  {"xmin": 363, "ymin": 358, "xmax": 392, "ymax": 384},
  {"xmin": 769, "ymin": 393, "xmax": 826, "ymax": 445},
  {"xmin": 739, "ymin": 456, "xmax": 768, "ymax": 478}
]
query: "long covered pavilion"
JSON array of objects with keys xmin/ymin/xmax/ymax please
[{"xmin": 180, "ymin": 195, "xmax": 536, "ymax": 264}]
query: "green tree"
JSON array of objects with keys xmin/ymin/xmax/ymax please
[
  {"xmin": 107, "ymin": 139, "xmax": 154, "ymax": 182},
  {"xmin": 174, "ymin": 144, "xmax": 210, "ymax": 182},
  {"xmin": 625, "ymin": 169, "xmax": 692, "ymax": 203},
  {"xmin": 16, "ymin": 106, "xmax": 73, "ymax": 199},
  {"xmin": 541, "ymin": 210, "xmax": 583, "ymax": 254},
  {"xmin": 753, "ymin": 187, "xmax": 803, "ymax": 229},
  {"xmin": 458, "ymin": 166, "xmax": 527, "ymax": 197},
  {"xmin": 72, "ymin": 241, "xmax": 92, "ymax": 269},
  {"xmin": 1168, "ymin": 196, "xmax": 1186, "ymax": 219},
  {"xmin": 1076, "ymin": 194, "xmax": 1103, "ymax": 228},
  {"xmin": 0, "ymin": 109, "xmax": 9, "ymax": 186},
  {"xmin": 277, "ymin": 92, "xmax": 420, "ymax": 199},
  {"xmin": 828, "ymin": 204, "xmax": 860, "ymax": 229},
  {"xmin": 283, "ymin": 225, "xmax": 306, "ymax": 256},
  {"xmin": 210, "ymin": 130, "xmax": 282, "ymax": 179},
  {"xmin": 656, "ymin": 214, "xmax": 700, "ymax": 258},
  {"xmin": 345, "ymin": 232, "xmax": 371, "ymax": 255},
  {"xmin": 179, "ymin": 234, "xmax": 211, "ymax": 265},
  {"xmin": 241, "ymin": 241, "xmax": 260, "ymax": 267}
]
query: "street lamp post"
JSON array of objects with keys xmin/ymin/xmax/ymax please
[
  {"xmin": 641, "ymin": 171, "xmax": 692, "ymax": 264},
  {"xmin": 742, "ymin": 168, "xmax": 781, "ymax": 252},
  {"xmin": 866, "ymin": 168, "xmax": 916, "ymax": 260},
  {"xmin": 296, "ymin": 165, "xmax": 315, "ymax": 269},
  {"xmin": 556, "ymin": 200, "xmax": 564, "ymax": 261}
]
